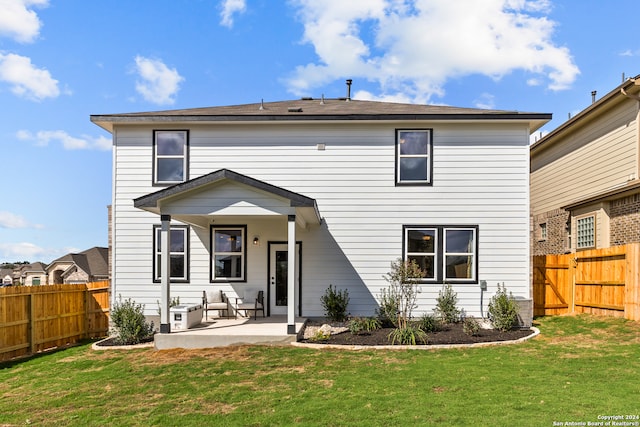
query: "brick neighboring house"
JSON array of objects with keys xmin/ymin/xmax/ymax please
[
  {"xmin": 46, "ymin": 247, "xmax": 109, "ymax": 284},
  {"xmin": 531, "ymin": 75, "xmax": 640, "ymax": 255},
  {"xmin": 17, "ymin": 262, "xmax": 47, "ymax": 285}
]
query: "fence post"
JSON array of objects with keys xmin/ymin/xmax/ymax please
[
  {"xmin": 570, "ymin": 256, "xmax": 577, "ymax": 314},
  {"xmin": 28, "ymin": 292, "xmax": 36, "ymax": 354},
  {"xmin": 83, "ymin": 287, "xmax": 89, "ymax": 339},
  {"xmin": 625, "ymin": 243, "xmax": 640, "ymax": 321}
]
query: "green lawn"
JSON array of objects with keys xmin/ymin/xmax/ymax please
[{"xmin": 1, "ymin": 314, "xmax": 639, "ymax": 426}]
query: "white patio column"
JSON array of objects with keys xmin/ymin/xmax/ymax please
[
  {"xmin": 287, "ymin": 214, "xmax": 296, "ymax": 334},
  {"xmin": 160, "ymin": 214, "xmax": 171, "ymax": 333}
]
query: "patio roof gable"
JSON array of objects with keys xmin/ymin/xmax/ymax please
[{"xmin": 133, "ymin": 169, "xmax": 322, "ymax": 225}]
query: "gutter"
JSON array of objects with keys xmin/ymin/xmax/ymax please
[{"xmin": 531, "ymin": 75, "xmax": 640, "ymax": 153}]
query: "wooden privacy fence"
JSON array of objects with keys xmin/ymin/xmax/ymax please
[
  {"xmin": 533, "ymin": 243, "xmax": 640, "ymax": 321},
  {"xmin": 0, "ymin": 281, "xmax": 110, "ymax": 362}
]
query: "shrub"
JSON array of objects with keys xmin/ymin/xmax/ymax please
[
  {"xmin": 111, "ymin": 296, "xmax": 154, "ymax": 345},
  {"xmin": 321, "ymin": 284, "xmax": 350, "ymax": 322},
  {"xmin": 433, "ymin": 283, "xmax": 461, "ymax": 324},
  {"xmin": 381, "ymin": 259, "xmax": 424, "ymax": 329},
  {"xmin": 309, "ymin": 329, "xmax": 330, "ymax": 342},
  {"xmin": 388, "ymin": 325, "xmax": 428, "ymax": 345},
  {"xmin": 462, "ymin": 317, "xmax": 481, "ymax": 336},
  {"xmin": 349, "ymin": 317, "xmax": 381, "ymax": 335},
  {"xmin": 376, "ymin": 287, "xmax": 399, "ymax": 327},
  {"xmin": 417, "ymin": 314, "xmax": 441, "ymax": 333},
  {"xmin": 156, "ymin": 296, "xmax": 180, "ymax": 315},
  {"xmin": 487, "ymin": 283, "xmax": 519, "ymax": 332}
]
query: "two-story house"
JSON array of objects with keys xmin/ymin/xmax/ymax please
[
  {"xmin": 92, "ymin": 94, "xmax": 550, "ymax": 333},
  {"xmin": 531, "ymin": 75, "xmax": 640, "ymax": 256}
]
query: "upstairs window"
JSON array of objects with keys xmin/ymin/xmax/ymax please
[
  {"xmin": 403, "ymin": 225, "xmax": 478, "ymax": 283},
  {"xmin": 154, "ymin": 130, "xmax": 188, "ymax": 184},
  {"xmin": 396, "ymin": 129, "xmax": 432, "ymax": 185}
]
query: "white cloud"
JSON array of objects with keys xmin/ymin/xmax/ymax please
[
  {"xmin": 220, "ymin": 0, "xmax": 246, "ymax": 28},
  {"xmin": 0, "ymin": 211, "xmax": 43, "ymax": 229},
  {"xmin": 0, "ymin": 242, "xmax": 77, "ymax": 263},
  {"xmin": 0, "ymin": 52, "xmax": 59, "ymax": 100},
  {"xmin": 473, "ymin": 93, "xmax": 496, "ymax": 110},
  {"xmin": 0, "ymin": 242, "xmax": 45, "ymax": 260},
  {"xmin": 286, "ymin": 0, "xmax": 580, "ymax": 102},
  {"xmin": 619, "ymin": 49, "xmax": 640, "ymax": 57},
  {"xmin": 133, "ymin": 55, "xmax": 184, "ymax": 105},
  {"xmin": 0, "ymin": 0, "xmax": 48, "ymax": 43},
  {"xmin": 17, "ymin": 129, "xmax": 112, "ymax": 151}
]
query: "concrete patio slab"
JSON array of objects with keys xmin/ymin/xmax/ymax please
[{"xmin": 154, "ymin": 315, "xmax": 307, "ymax": 350}]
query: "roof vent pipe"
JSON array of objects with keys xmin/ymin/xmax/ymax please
[
  {"xmin": 346, "ymin": 79, "xmax": 352, "ymax": 101},
  {"xmin": 591, "ymin": 90, "xmax": 597, "ymax": 104}
]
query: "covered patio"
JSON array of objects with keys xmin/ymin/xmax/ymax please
[
  {"xmin": 133, "ymin": 169, "xmax": 322, "ymax": 336},
  {"xmin": 153, "ymin": 316, "xmax": 308, "ymax": 349}
]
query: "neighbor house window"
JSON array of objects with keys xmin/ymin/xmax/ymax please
[
  {"xmin": 576, "ymin": 215, "xmax": 595, "ymax": 249},
  {"xmin": 154, "ymin": 130, "xmax": 188, "ymax": 184},
  {"xmin": 32, "ymin": 277, "xmax": 41, "ymax": 285},
  {"xmin": 539, "ymin": 223, "xmax": 547, "ymax": 241},
  {"xmin": 211, "ymin": 226, "xmax": 246, "ymax": 282},
  {"xmin": 396, "ymin": 129, "xmax": 433, "ymax": 185},
  {"xmin": 403, "ymin": 225, "xmax": 478, "ymax": 283},
  {"xmin": 153, "ymin": 225, "xmax": 189, "ymax": 282}
]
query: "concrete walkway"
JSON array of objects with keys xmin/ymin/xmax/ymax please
[{"xmin": 154, "ymin": 315, "xmax": 307, "ymax": 350}]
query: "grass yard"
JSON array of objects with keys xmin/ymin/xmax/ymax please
[{"xmin": 1, "ymin": 314, "xmax": 639, "ymax": 426}]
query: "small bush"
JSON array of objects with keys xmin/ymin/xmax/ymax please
[
  {"xmin": 433, "ymin": 283, "xmax": 461, "ymax": 324},
  {"xmin": 111, "ymin": 296, "xmax": 154, "ymax": 345},
  {"xmin": 309, "ymin": 329, "xmax": 330, "ymax": 342},
  {"xmin": 349, "ymin": 317, "xmax": 381, "ymax": 335},
  {"xmin": 376, "ymin": 287, "xmax": 399, "ymax": 327},
  {"xmin": 321, "ymin": 284, "xmax": 350, "ymax": 322},
  {"xmin": 487, "ymin": 283, "xmax": 519, "ymax": 332},
  {"xmin": 462, "ymin": 317, "xmax": 481, "ymax": 336},
  {"xmin": 380, "ymin": 259, "xmax": 424, "ymax": 328},
  {"xmin": 417, "ymin": 314, "xmax": 441, "ymax": 333},
  {"xmin": 388, "ymin": 325, "xmax": 428, "ymax": 345},
  {"xmin": 156, "ymin": 296, "xmax": 180, "ymax": 315}
]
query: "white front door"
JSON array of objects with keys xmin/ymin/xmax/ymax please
[{"xmin": 269, "ymin": 243, "xmax": 300, "ymax": 316}]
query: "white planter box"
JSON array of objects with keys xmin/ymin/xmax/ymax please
[{"xmin": 170, "ymin": 304, "xmax": 203, "ymax": 331}]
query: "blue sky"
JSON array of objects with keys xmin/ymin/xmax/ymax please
[{"xmin": 0, "ymin": 0, "xmax": 638, "ymax": 264}]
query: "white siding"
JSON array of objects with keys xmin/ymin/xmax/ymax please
[{"xmin": 112, "ymin": 121, "xmax": 531, "ymax": 317}]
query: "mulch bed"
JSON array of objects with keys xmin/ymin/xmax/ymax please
[
  {"xmin": 94, "ymin": 336, "xmax": 155, "ymax": 347},
  {"xmin": 300, "ymin": 322, "xmax": 533, "ymax": 346}
]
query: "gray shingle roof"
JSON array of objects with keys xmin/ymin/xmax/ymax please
[
  {"xmin": 91, "ymin": 98, "xmax": 551, "ymax": 132},
  {"xmin": 47, "ymin": 247, "xmax": 109, "ymax": 279}
]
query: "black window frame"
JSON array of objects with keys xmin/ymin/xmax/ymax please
[
  {"xmin": 152, "ymin": 224, "xmax": 190, "ymax": 283},
  {"xmin": 153, "ymin": 130, "xmax": 189, "ymax": 185},
  {"xmin": 210, "ymin": 225, "xmax": 247, "ymax": 283},
  {"xmin": 403, "ymin": 225, "xmax": 478, "ymax": 284},
  {"xmin": 395, "ymin": 128, "xmax": 433, "ymax": 186}
]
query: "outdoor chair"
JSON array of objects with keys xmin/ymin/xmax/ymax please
[
  {"xmin": 202, "ymin": 290, "xmax": 230, "ymax": 320},
  {"xmin": 235, "ymin": 290, "xmax": 265, "ymax": 319}
]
